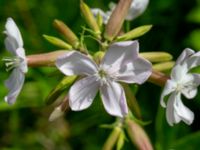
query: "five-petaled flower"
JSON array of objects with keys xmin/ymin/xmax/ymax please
[
  {"xmin": 3, "ymin": 18, "xmax": 28, "ymax": 105},
  {"xmin": 56, "ymin": 41, "xmax": 152, "ymax": 117},
  {"xmin": 91, "ymin": 0, "xmax": 149, "ymax": 24},
  {"xmin": 160, "ymin": 48, "xmax": 200, "ymax": 126}
]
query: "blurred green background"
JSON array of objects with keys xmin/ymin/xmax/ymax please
[{"xmin": 0, "ymin": 0, "xmax": 200, "ymax": 149}]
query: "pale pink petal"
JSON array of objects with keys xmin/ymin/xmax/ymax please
[
  {"xmin": 4, "ymin": 37, "xmax": 18, "ymax": 55},
  {"xmin": 126, "ymin": 0, "xmax": 149, "ymax": 20},
  {"xmin": 185, "ymin": 51, "xmax": 200, "ymax": 70},
  {"xmin": 69, "ymin": 76, "xmax": 100, "ymax": 111},
  {"xmin": 100, "ymin": 80, "xmax": 128, "ymax": 117},
  {"xmin": 174, "ymin": 93, "xmax": 194, "ymax": 125},
  {"xmin": 181, "ymin": 74, "xmax": 198, "ymax": 99},
  {"xmin": 160, "ymin": 80, "xmax": 176, "ymax": 107},
  {"xmin": 175, "ymin": 48, "xmax": 194, "ymax": 65},
  {"xmin": 5, "ymin": 18, "xmax": 23, "ymax": 48},
  {"xmin": 4, "ymin": 68, "xmax": 25, "ymax": 105},
  {"xmin": 115, "ymin": 57, "xmax": 152, "ymax": 84},
  {"xmin": 101, "ymin": 41, "xmax": 152, "ymax": 84},
  {"xmin": 166, "ymin": 92, "xmax": 181, "ymax": 126},
  {"xmin": 91, "ymin": 8, "xmax": 110, "ymax": 24},
  {"xmin": 16, "ymin": 48, "xmax": 28, "ymax": 73},
  {"xmin": 56, "ymin": 51, "xmax": 98, "ymax": 76},
  {"xmin": 101, "ymin": 41, "xmax": 138, "ymax": 71},
  {"xmin": 171, "ymin": 64, "xmax": 188, "ymax": 82}
]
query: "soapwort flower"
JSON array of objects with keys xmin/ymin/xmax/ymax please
[
  {"xmin": 56, "ymin": 41, "xmax": 152, "ymax": 117},
  {"xmin": 3, "ymin": 18, "xmax": 28, "ymax": 104},
  {"xmin": 160, "ymin": 48, "xmax": 200, "ymax": 126},
  {"xmin": 91, "ymin": 0, "xmax": 149, "ymax": 24}
]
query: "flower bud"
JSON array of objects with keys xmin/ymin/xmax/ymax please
[
  {"xmin": 126, "ymin": 119, "xmax": 153, "ymax": 150},
  {"xmin": 102, "ymin": 127, "xmax": 122, "ymax": 150},
  {"xmin": 153, "ymin": 61, "xmax": 175, "ymax": 72},
  {"xmin": 43, "ymin": 35, "xmax": 72, "ymax": 49},
  {"xmin": 80, "ymin": 0, "xmax": 101, "ymax": 39},
  {"xmin": 45, "ymin": 75, "xmax": 77, "ymax": 105},
  {"xmin": 116, "ymin": 25, "xmax": 152, "ymax": 41},
  {"xmin": 49, "ymin": 96, "xmax": 69, "ymax": 121},
  {"xmin": 123, "ymin": 84, "xmax": 141, "ymax": 119},
  {"xmin": 93, "ymin": 51, "xmax": 105, "ymax": 64},
  {"xmin": 139, "ymin": 52, "xmax": 173, "ymax": 63},
  {"xmin": 96, "ymin": 12, "xmax": 103, "ymax": 30},
  {"xmin": 116, "ymin": 131, "xmax": 125, "ymax": 150},
  {"xmin": 148, "ymin": 70, "xmax": 169, "ymax": 87},
  {"xmin": 53, "ymin": 19, "xmax": 79, "ymax": 48},
  {"xmin": 104, "ymin": 0, "xmax": 133, "ymax": 41},
  {"xmin": 27, "ymin": 50, "xmax": 68, "ymax": 67}
]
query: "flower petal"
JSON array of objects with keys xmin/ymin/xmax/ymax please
[
  {"xmin": 126, "ymin": 0, "xmax": 149, "ymax": 20},
  {"xmin": 16, "ymin": 48, "xmax": 28, "ymax": 73},
  {"xmin": 100, "ymin": 80, "xmax": 128, "ymax": 117},
  {"xmin": 171, "ymin": 64, "xmax": 188, "ymax": 82},
  {"xmin": 4, "ymin": 37, "xmax": 18, "ymax": 55},
  {"xmin": 69, "ymin": 76, "xmax": 99, "ymax": 111},
  {"xmin": 91, "ymin": 8, "xmax": 111, "ymax": 24},
  {"xmin": 116, "ymin": 57, "xmax": 152, "ymax": 84},
  {"xmin": 175, "ymin": 48, "xmax": 194, "ymax": 66},
  {"xmin": 185, "ymin": 51, "xmax": 200, "ymax": 70},
  {"xmin": 160, "ymin": 80, "xmax": 176, "ymax": 107},
  {"xmin": 4, "ymin": 68, "xmax": 25, "ymax": 105},
  {"xmin": 56, "ymin": 51, "xmax": 98, "ymax": 76},
  {"xmin": 166, "ymin": 92, "xmax": 181, "ymax": 126},
  {"xmin": 102, "ymin": 41, "xmax": 151, "ymax": 84},
  {"xmin": 5, "ymin": 18, "xmax": 23, "ymax": 48},
  {"xmin": 174, "ymin": 93, "xmax": 194, "ymax": 125},
  {"xmin": 181, "ymin": 74, "xmax": 198, "ymax": 99},
  {"xmin": 102, "ymin": 41, "xmax": 138, "ymax": 70}
]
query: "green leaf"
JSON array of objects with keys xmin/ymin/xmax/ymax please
[
  {"xmin": 116, "ymin": 25, "xmax": 152, "ymax": 41},
  {"xmin": 171, "ymin": 131, "xmax": 200, "ymax": 150},
  {"xmin": 155, "ymin": 106, "xmax": 190, "ymax": 150}
]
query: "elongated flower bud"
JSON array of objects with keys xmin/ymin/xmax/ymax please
[
  {"xmin": 116, "ymin": 25, "xmax": 152, "ymax": 41},
  {"xmin": 102, "ymin": 127, "xmax": 122, "ymax": 150},
  {"xmin": 53, "ymin": 19, "xmax": 79, "ymax": 48},
  {"xmin": 126, "ymin": 119, "xmax": 153, "ymax": 150},
  {"xmin": 139, "ymin": 52, "xmax": 173, "ymax": 63},
  {"xmin": 104, "ymin": 0, "xmax": 132, "ymax": 41},
  {"xmin": 43, "ymin": 35, "xmax": 72, "ymax": 49},
  {"xmin": 27, "ymin": 50, "xmax": 68, "ymax": 67},
  {"xmin": 80, "ymin": 0, "xmax": 101, "ymax": 38},
  {"xmin": 148, "ymin": 70, "xmax": 169, "ymax": 87},
  {"xmin": 49, "ymin": 96, "xmax": 69, "ymax": 121},
  {"xmin": 45, "ymin": 75, "xmax": 77, "ymax": 105},
  {"xmin": 153, "ymin": 61, "xmax": 175, "ymax": 72}
]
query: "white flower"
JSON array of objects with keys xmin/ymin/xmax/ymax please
[
  {"xmin": 3, "ymin": 18, "xmax": 28, "ymax": 105},
  {"xmin": 91, "ymin": 0, "xmax": 149, "ymax": 24},
  {"xmin": 56, "ymin": 41, "xmax": 152, "ymax": 117},
  {"xmin": 160, "ymin": 48, "xmax": 200, "ymax": 126}
]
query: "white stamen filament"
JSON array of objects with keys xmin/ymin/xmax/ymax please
[{"xmin": 2, "ymin": 56, "xmax": 22, "ymax": 71}]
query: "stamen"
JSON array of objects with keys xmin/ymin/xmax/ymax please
[{"xmin": 2, "ymin": 56, "xmax": 22, "ymax": 72}]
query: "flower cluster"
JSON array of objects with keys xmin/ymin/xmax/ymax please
[{"xmin": 2, "ymin": 3, "xmax": 200, "ymax": 149}]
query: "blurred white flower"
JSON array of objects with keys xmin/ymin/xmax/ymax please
[
  {"xmin": 91, "ymin": 0, "xmax": 149, "ymax": 24},
  {"xmin": 56, "ymin": 41, "xmax": 152, "ymax": 117},
  {"xmin": 160, "ymin": 48, "xmax": 200, "ymax": 126},
  {"xmin": 3, "ymin": 18, "xmax": 28, "ymax": 104}
]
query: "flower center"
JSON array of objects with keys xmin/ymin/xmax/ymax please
[{"xmin": 2, "ymin": 56, "xmax": 23, "ymax": 71}]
